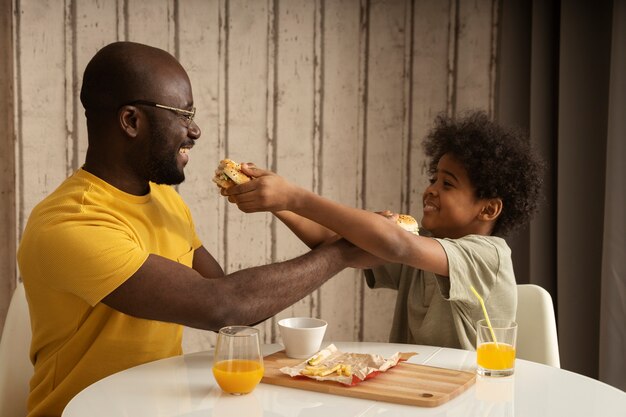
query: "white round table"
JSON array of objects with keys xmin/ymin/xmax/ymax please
[{"xmin": 62, "ymin": 341, "xmax": 626, "ymax": 417}]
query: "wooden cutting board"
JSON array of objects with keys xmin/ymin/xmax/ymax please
[{"xmin": 261, "ymin": 350, "xmax": 476, "ymax": 407}]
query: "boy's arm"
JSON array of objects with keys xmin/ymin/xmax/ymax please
[
  {"xmin": 224, "ymin": 164, "xmax": 449, "ymax": 276},
  {"xmin": 274, "ymin": 210, "xmax": 338, "ymax": 249},
  {"xmin": 220, "ymin": 163, "xmax": 337, "ymax": 249}
]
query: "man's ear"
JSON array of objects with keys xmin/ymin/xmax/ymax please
[
  {"xmin": 478, "ymin": 198, "xmax": 503, "ymax": 221},
  {"xmin": 119, "ymin": 106, "xmax": 140, "ymax": 138}
]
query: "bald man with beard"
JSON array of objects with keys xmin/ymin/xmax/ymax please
[{"xmin": 17, "ymin": 41, "xmax": 379, "ymax": 417}]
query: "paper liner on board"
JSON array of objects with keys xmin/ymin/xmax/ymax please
[{"xmin": 279, "ymin": 344, "xmax": 416, "ymax": 386}]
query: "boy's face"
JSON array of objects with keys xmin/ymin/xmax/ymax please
[{"xmin": 421, "ymin": 153, "xmax": 490, "ymax": 239}]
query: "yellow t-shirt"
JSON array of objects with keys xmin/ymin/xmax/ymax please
[{"xmin": 17, "ymin": 168, "xmax": 202, "ymax": 417}]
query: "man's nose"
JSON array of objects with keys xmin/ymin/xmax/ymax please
[{"xmin": 188, "ymin": 120, "xmax": 201, "ymax": 139}]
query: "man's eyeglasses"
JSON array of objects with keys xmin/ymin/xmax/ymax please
[{"xmin": 124, "ymin": 100, "xmax": 196, "ymax": 127}]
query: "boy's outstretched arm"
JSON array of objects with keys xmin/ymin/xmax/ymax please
[
  {"xmin": 224, "ymin": 164, "xmax": 449, "ymax": 276},
  {"xmin": 273, "ymin": 210, "xmax": 338, "ymax": 249},
  {"xmin": 219, "ymin": 163, "xmax": 336, "ymax": 249}
]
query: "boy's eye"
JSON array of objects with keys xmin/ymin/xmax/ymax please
[{"xmin": 428, "ymin": 177, "xmax": 436, "ymax": 184}]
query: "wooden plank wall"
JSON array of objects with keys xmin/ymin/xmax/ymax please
[
  {"xmin": 2, "ymin": 0, "xmax": 499, "ymax": 352},
  {"xmin": 0, "ymin": 0, "xmax": 17, "ymax": 333}
]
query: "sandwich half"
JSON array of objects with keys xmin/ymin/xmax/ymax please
[{"xmin": 212, "ymin": 159, "xmax": 251, "ymax": 189}]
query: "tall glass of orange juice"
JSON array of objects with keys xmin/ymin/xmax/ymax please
[
  {"xmin": 476, "ymin": 319, "xmax": 517, "ymax": 377},
  {"xmin": 213, "ymin": 326, "xmax": 264, "ymax": 395}
]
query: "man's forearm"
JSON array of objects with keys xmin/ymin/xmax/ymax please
[
  {"xmin": 198, "ymin": 240, "xmax": 353, "ymax": 329},
  {"xmin": 103, "ymin": 240, "xmax": 363, "ymax": 332}
]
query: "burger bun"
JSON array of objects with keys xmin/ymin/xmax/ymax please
[
  {"xmin": 212, "ymin": 159, "xmax": 252, "ymax": 189},
  {"xmin": 396, "ymin": 214, "xmax": 419, "ymax": 235}
]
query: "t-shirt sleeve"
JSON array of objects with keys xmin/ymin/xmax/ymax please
[
  {"xmin": 34, "ymin": 211, "xmax": 149, "ymax": 307},
  {"xmin": 364, "ymin": 263, "xmax": 403, "ymax": 290},
  {"xmin": 434, "ymin": 235, "xmax": 503, "ymax": 304},
  {"xmin": 185, "ymin": 205, "xmax": 202, "ymax": 251}
]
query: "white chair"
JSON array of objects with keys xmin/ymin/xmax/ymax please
[
  {"xmin": 516, "ymin": 284, "xmax": 560, "ymax": 367},
  {"xmin": 0, "ymin": 281, "xmax": 33, "ymax": 417}
]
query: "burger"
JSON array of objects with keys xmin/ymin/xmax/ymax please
[
  {"xmin": 396, "ymin": 214, "xmax": 419, "ymax": 235},
  {"xmin": 212, "ymin": 159, "xmax": 251, "ymax": 189}
]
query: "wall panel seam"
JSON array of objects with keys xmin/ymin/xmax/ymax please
[
  {"xmin": 402, "ymin": 0, "xmax": 414, "ymax": 214},
  {"xmin": 15, "ymin": 0, "xmax": 25, "ymax": 239},
  {"xmin": 357, "ymin": 0, "xmax": 370, "ymax": 342},
  {"xmin": 219, "ymin": 0, "xmax": 229, "ymax": 269},
  {"xmin": 267, "ymin": 0, "xmax": 278, "ymax": 343},
  {"xmin": 313, "ymin": 0, "xmax": 325, "ymax": 319},
  {"xmin": 173, "ymin": 0, "xmax": 180, "ymax": 60},
  {"xmin": 64, "ymin": 0, "xmax": 78, "ymax": 174},
  {"xmin": 489, "ymin": 0, "xmax": 500, "ymax": 118},
  {"xmin": 447, "ymin": 0, "xmax": 459, "ymax": 116}
]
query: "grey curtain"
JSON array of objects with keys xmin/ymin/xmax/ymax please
[
  {"xmin": 498, "ymin": 0, "xmax": 625, "ymax": 391},
  {"xmin": 599, "ymin": 0, "xmax": 626, "ymax": 392}
]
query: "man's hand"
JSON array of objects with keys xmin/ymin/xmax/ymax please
[{"xmin": 222, "ymin": 163, "xmax": 298, "ymax": 213}]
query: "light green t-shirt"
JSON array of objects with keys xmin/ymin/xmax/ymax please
[
  {"xmin": 17, "ymin": 168, "xmax": 202, "ymax": 417},
  {"xmin": 365, "ymin": 235, "xmax": 517, "ymax": 350}
]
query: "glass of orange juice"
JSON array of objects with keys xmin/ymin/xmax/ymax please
[
  {"xmin": 476, "ymin": 319, "xmax": 517, "ymax": 377},
  {"xmin": 213, "ymin": 326, "xmax": 264, "ymax": 395}
]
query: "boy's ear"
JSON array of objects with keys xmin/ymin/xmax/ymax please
[{"xmin": 478, "ymin": 198, "xmax": 503, "ymax": 221}]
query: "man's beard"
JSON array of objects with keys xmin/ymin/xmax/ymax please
[{"xmin": 145, "ymin": 117, "xmax": 186, "ymax": 185}]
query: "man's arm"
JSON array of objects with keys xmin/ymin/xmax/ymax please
[
  {"xmin": 102, "ymin": 239, "xmax": 378, "ymax": 331},
  {"xmin": 192, "ymin": 245, "xmax": 225, "ymax": 278}
]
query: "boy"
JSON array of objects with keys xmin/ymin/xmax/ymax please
[{"xmin": 223, "ymin": 111, "xmax": 543, "ymax": 349}]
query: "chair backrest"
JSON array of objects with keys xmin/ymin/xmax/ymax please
[
  {"xmin": 0, "ymin": 281, "xmax": 33, "ymax": 417},
  {"xmin": 516, "ymin": 284, "xmax": 560, "ymax": 367}
]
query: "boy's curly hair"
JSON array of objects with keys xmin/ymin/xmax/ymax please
[{"xmin": 423, "ymin": 110, "xmax": 543, "ymax": 237}]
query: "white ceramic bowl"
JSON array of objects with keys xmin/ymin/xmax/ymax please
[{"xmin": 278, "ymin": 317, "xmax": 328, "ymax": 359}]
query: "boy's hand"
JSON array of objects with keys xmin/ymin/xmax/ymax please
[
  {"xmin": 376, "ymin": 210, "xmax": 399, "ymax": 223},
  {"xmin": 222, "ymin": 163, "xmax": 298, "ymax": 213}
]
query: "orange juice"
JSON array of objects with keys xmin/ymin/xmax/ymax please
[
  {"xmin": 212, "ymin": 359, "xmax": 264, "ymax": 394},
  {"xmin": 477, "ymin": 342, "xmax": 516, "ymax": 370}
]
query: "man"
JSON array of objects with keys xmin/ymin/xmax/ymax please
[{"xmin": 17, "ymin": 41, "xmax": 375, "ymax": 417}]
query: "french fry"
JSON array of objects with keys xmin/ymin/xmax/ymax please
[
  {"xmin": 304, "ymin": 365, "xmax": 323, "ymax": 375},
  {"xmin": 302, "ymin": 365, "xmax": 326, "ymax": 376},
  {"xmin": 307, "ymin": 350, "xmax": 331, "ymax": 366},
  {"xmin": 301, "ymin": 363, "xmax": 353, "ymax": 378},
  {"xmin": 319, "ymin": 364, "xmax": 342, "ymax": 376}
]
